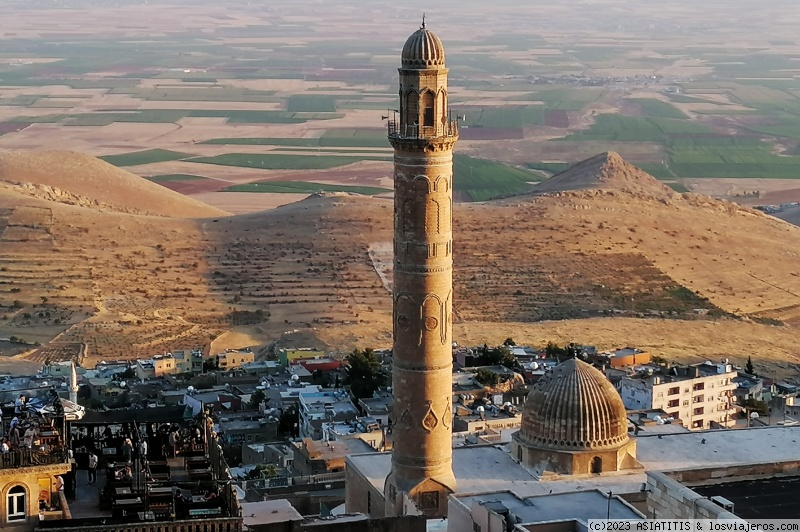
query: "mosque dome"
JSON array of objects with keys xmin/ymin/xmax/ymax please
[
  {"xmin": 401, "ymin": 23, "xmax": 446, "ymax": 68},
  {"xmin": 518, "ymin": 358, "xmax": 629, "ymax": 452}
]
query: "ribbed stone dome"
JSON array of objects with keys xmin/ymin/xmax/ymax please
[
  {"xmin": 518, "ymin": 358, "xmax": 629, "ymax": 451},
  {"xmin": 401, "ymin": 24, "xmax": 446, "ymax": 68}
]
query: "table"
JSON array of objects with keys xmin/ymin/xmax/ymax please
[
  {"xmin": 148, "ymin": 487, "xmax": 173, "ymax": 495},
  {"xmin": 115, "ymin": 487, "xmax": 131, "ymax": 496}
]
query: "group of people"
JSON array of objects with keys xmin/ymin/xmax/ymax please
[{"xmin": 1, "ymin": 415, "xmax": 51, "ymax": 453}]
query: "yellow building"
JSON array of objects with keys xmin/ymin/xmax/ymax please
[
  {"xmin": 0, "ymin": 448, "xmax": 72, "ymax": 530},
  {"xmin": 276, "ymin": 348, "xmax": 325, "ymax": 367},
  {"xmin": 217, "ymin": 350, "xmax": 255, "ymax": 370}
]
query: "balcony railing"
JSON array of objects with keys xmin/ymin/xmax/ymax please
[
  {"xmin": 387, "ymin": 119, "xmax": 458, "ymax": 140},
  {"xmin": 0, "ymin": 448, "xmax": 68, "ymax": 469}
]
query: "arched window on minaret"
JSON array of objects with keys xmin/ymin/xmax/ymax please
[
  {"xmin": 405, "ymin": 90, "xmax": 419, "ymax": 131},
  {"xmin": 422, "ymin": 90, "xmax": 435, "ymax": 128}
]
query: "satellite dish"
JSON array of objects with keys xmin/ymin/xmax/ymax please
[
  {"xmin": 120, "ymin": 381, "xmax": 127, "ymax": 388},
  {"xmin": 42, "ymin": 381, "xmax": 49, "ymax": 387},
  {"xmin": 187, "ymin": 386, "xmax": 195, "ymax": 394},
  {"xmin": 750, "ymin": 412, "xmax": 760, "ymax": 419},
  {"xmin": 476, "ymin": 406, "xmax": 485, "ymax": 412},
  {"xmin": 291, "ymin": 375, "xmax": 300, "ymax": 382}
]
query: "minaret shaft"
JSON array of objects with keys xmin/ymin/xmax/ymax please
[{"xmin": 385, "ymin": 25, "xmax": 458, "ymax": 518}]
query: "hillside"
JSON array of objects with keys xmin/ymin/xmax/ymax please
[
  {"xmin": 2, "ymin": 153, "xmax": 800, "ymax": 376},
  {"xmin": 0, "ymin": 151, "xmax": 227, "ymax": 218}
]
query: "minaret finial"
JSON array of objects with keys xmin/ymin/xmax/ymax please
[{"xmin": 421, "ymin": 13, "xmax": 426, "ymax": 29}]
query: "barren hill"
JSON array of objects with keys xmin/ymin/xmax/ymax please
[
  {"xmin": 3, "ymin": 153, "xmax": 800, "ymax": 376},
  {"xmin": 0, "ymin": 151, "xmax": 227, "ymax": 218},
  {"xmin": 531, "ymin": 151, "xmax": 675, "ymax": 197}
]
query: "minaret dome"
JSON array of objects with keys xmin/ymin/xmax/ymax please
[{"xmin": 401, "ymin": 23, "xmax": 446, "ymax": 69}]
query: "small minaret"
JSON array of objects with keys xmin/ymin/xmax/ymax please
[{"xmin": 384, "ymin": 20, "xmax": 458, "ymax": 518}]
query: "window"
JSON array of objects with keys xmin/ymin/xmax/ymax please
[
  {"xmin": 693, "ymin": 395, "xmax": 704, "ymax": 403},
  {"xmin": 669, "ymin": 412, "xmax": 679, "ymax": 419},
  {"xmin": 668, "ymin": 387, "xmax": 680, "ymax": 396},
  {"xmin": 694, "ymin": 407, "xmax": 704, "ymax": 416},
  {"xmin": 418, "ymin": 491, "xmax": 439, "ymax": 511},
  {"xmin": 668, "ymin": 399, "xmax": 679, "ymax": 408},
  {"xmin": 693, "ymin": 383, "xmax": 705, "ymax": 391},
  {"xmin": 8, "ymin": 485, "xmax": 26, "ymax": 522},
  {"xmin": 692, "ymin": 420, "xmax": 703, "ymax": 428},
  {"xmin": 682, "ymin": 400, "xmax": 689, "ymax": 407},
  {"xmin": 656, "ymin": 392, "xmax": 664, "ymax": 398}
]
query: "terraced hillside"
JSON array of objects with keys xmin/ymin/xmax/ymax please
[{"xmin": 2, "ymin": 151, "xmax": 800, "ymax": 374}]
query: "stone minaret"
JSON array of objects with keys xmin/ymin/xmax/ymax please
[{"xmin": 384, "ymin": 21, "xmax": 458, "ymax": 518}]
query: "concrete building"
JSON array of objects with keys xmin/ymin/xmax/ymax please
[
  {"xmin": 732, "ymin": 372, "xmax": 763, "ymax": 402},
  {"xmin": 293, "ymin": 437, "xmax": 375, "ymax": 476},
  {"xmin": 217, "ymin": 349, "xmax": 255, "ymax": 370},
  {"xmin": 617, "ymin": 362, "xmax": 738, "ymax": 429},
  {"xmin": 298, "ymin": 390, "xmax": 359, "ymax": 439},
  {"xmin": 278, "ymin": 348, "xmax": 326, "ymax": 367},
  {"xmin": 594, "ymin": 347, "xmax": 650, "ymax": 368},
  {"xmin": 358, "ymin": 394, "xmax": 392, "ymax": 427},
  {"xmin": 448, "ymin": 490, "xmax": 644, "ymax": 532},
  {"xmin": 322, "ymin": 417, "xmax": 387, "ymax": 451},
  {"xmin": 384, "ymin": 21, "xmax": 460, "ymax": 518}
]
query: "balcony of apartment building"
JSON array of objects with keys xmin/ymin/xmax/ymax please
[{"xmin": 34, "ymin": 412, "xmax": 242, "ymax": 532}]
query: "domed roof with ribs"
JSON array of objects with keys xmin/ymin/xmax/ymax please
[
  {"xmin": 518, "ymin": 358, "xmax": 630, "ymax": 451},
  {"xmin": 401, "ymin": 22, "xmax": 446, "ymax": 68}
]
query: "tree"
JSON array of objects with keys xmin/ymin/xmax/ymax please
[
  {"xmin": 745, "ymin": 356, "xmax": 755, "ymax": 375},
  {"xmin": 279, "ymin": 405, "xmax": 298, "ymax": 437},
  {"xmin": 503, "ymin": 338, "xmax": 516, "ymax": 347},
  {"xmin": 344, "ymin": 348, "xmax": 386, "ymax": 400},
  {"xmin": 474, "ymin": 368, "xmax": 500, "ymax": 386},
  {"xmin": 202, "ymin": 358, "xmax": 218, "ymax": 372},
  {"xmin": 246, "ymin": 463, "xmax": 279, "ymax": 480},
  {"xmin": 545, "ymin": 341, "xmax": 567, "ymax": 359},
  {"xmin": 249, "ymin": 389, "xmax": 266, "ymax": 409}
]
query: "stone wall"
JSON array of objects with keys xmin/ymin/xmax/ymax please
[{"xmin": 645, "ymin": 471, "xmax": 741, "ymax": 520}]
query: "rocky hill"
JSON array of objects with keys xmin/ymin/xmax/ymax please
[
  {"xmin": 2, "ymin": 151, "xmax": 800, "ymax": 374},
  {"xmin": 0, "ymin": 151, "xmax": 227, "ymax": 218}
]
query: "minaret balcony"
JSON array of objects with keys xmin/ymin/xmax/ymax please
[{"xmin": 387, "ymin": 119, "xmax": 458, "ymax": 140}]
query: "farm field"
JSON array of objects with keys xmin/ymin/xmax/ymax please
[{"xmin": 3, "ymin": 0, "xmax": 800, "ymax": 211}]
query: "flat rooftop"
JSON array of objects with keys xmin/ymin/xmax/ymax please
[
  {"xmin": 636, "ymin": 426, "xmax": 800, "ymax": 471},
  {"xmin": 456, "ymin": 490, "xmax": 642, "ymax": 524},
  {"xmin": 241, "ymin": 500, "xmax": 302, "ymax": 526},
  {"xmin": 694, "ymin": 477, "xmax": 800, "ymax": 519}
]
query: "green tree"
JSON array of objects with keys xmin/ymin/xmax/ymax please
[
  {"xmin": 545, "ymin": 341, "xmax": 567, "ymax": 359},
  {"xmin": 246, "ymin": 463, "xmax": 279, "ymax": 480},
  {"xmin": 249, "ymin": 389, "xmax": 266, "ymax": 409},
  {"xmin": 476, "ymin": 344, "xmax": 517, "ymax": 369},
  {"xmin": 279, "ymin": 405, "xmax": 298, "ymax": 437},
  {"xmin": 745, "ymin": 356, "xmax": 755, "ymax": 375},
  {"xmin": 474, "ymin": 368, "xmax": 501, "ymax": 386},
  {"xmin": 202, "ymin": 358, "xmax": 218, "ymax": 372},
  {"xmin": 503, "ymin": 338, "xmax": 516, "ymax": 346},
  {"xmin": 344, "ymin": 348, "xmax": 386, "ymax": 400}
]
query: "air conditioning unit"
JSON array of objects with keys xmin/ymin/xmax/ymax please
[{"xmin": 710, "ymin": 496, "xmax": 735, "ymax": 512}]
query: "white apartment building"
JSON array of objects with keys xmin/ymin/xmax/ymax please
[{"xmin": 618, "ymin": 362, "xmax": 738, "ymax": 430}]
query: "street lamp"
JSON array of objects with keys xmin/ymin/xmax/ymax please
[{"xmin": 607, "ymin": 491, "xmax": 613, "ymax": 519}]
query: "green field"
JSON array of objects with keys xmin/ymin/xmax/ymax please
[
  {"xmin": 201, "ymin": 129, "xmax": 390, "ymax": 149},
  {"xmin": 286, "ymin": 94, "xmax": 338, "ymax": 113},
  {"xmin": 189, "ymin": 153, "xmax": 389, "ymax": 170},
  {"xmin": 223, "ymin": 180, "xmax": 389, "ymax": 195},
  {"xmin": 146, "ymin": 174, "xmax": 210, "ymax": 182},
  {"xmin": 454, "ymin": 155, "xmax": 541, "ymax": 201},
  {"xmin": 519, "ymin": 87, "xmax": 606, "ymax": 110},
  {"xmin": 628, "ymin": 98, "xmax": 688, "ymax": 119},
  {"xmin": 565, "ymin": 114, "xmax": 715, "ymax": 142},
  {"xmin": 100, "ymin": 149, "xmax": 190, "ymax": 167},
  {"xmin": 461, "ymin": 106, "xmax": 545, "ymax": 128}
]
